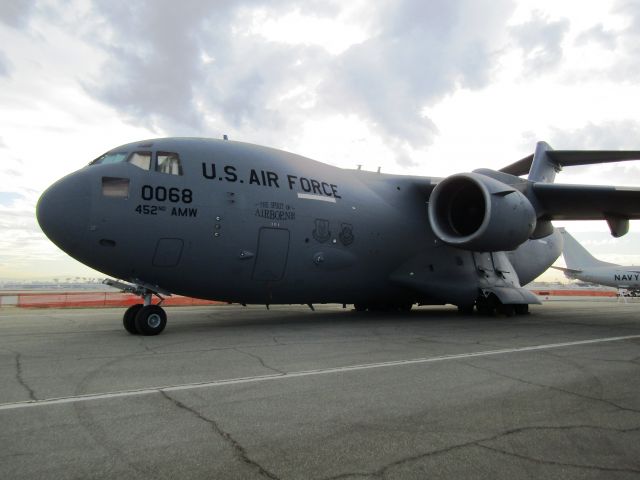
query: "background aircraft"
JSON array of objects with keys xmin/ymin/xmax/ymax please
[
  {"xmin": 36, "ymin": 138, "xmax": 640, "ymax": 335},
  {"xmin": 553, "ymin": 228, "xmax": 640, "ymax": 293}
]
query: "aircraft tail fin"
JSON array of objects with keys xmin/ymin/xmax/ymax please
[{"xmin": 558, "ymin": 228, "xmax": 617, "ymax": 269}]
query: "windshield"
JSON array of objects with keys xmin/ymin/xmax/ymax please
[
  {"xmin": 157, "ymin": 152, "xmax": 183, "ymax": 175},
  {"xmin": 90, "ymin": 152, "xmax": 128, "ymax": 165},
  {"xmin": 90, "ymin": 150, "xmax": 181, "ymax": 174},
  {"xmin": 128, "ymin": 152, "xmax": 151, "ymax": 170}
]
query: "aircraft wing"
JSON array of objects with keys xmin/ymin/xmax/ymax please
[
  {"xmin": 494, "ymin": 143, "xmax": 640, "ymax": 237},
  {"xmin": 532, "ymin": 183, "xmax": 640, "ymax": 220}
]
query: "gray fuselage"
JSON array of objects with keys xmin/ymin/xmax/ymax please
[{"xmin": 37, "ymin": 138, "xmax": 561, "ymax": 306}]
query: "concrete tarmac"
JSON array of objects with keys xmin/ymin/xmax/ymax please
[{"xmin": 0, "ymin": 302, "xmax": 639, "ymax": 479}]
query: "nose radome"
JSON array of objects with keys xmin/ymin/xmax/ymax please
[{"xmin": 37, "ymin": 172, "xmax": 91, "ymax": 256}]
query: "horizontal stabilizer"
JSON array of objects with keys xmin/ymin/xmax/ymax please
[
  {"xmin": 550, "ymin": 266, "xmax": 582, "ymax": 274},
  {"xmin": 501, "ymin": 147, "xmax": 640, "ymax": 177},
  {"xmin": 500, "ymin": 154, "xmax": 534, "ymax": 176}
]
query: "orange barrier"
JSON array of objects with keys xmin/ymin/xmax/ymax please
[
  {"xmin": 1, "ymin": 289, "xmax": 621, "ymax": 308},
  {"xmin": 531, "ymin": 289, "xmax": 617, "ymax": 297},
  {"xmin": 12, "ymin": 292, "xmax": 224, "ymax": 308}
]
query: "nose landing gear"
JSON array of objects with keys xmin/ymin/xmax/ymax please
[
  {"xmin": 105, "ymin": 279, "xmax": 169, "ymax": 336},
  {"xmin": 122, "ymin": 303, "xmax": 143, "ymax": 334},
  {"xmin": 133, "ymin": 304, "xmax": 167, "ymax": 335}
]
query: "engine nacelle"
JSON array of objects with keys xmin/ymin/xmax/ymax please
[{"xmin": 428, "ymin": 172, "xmax": 536, "ymax": 252}]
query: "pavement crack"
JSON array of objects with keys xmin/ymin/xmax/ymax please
[
  {"xmin": 137, "ymin": 338, "xmax": 158, "ymax": 354},
  {"xmin": 543, "ymin": 349, "xmax": 640, "ymax": 368},
  {"xmin": 234, "ymin": 347, "xmax": 286, "ymax": 374},
  {"xmin": 320, "ymin": 424, "xmax": 640, "ymax": 479},
  {"xmin": 14, "ymin": 353, "xmax": 37, "ymax": 401},
  {"xmin": 320, "ymin": 473, "xmax": 371, "ymax": 479},
  {"xmin": 160, "ymin": 391, "xmax": 280, "ymax": 480},
  {"xmin": 477, "ymin": 443, "xmax": 640, "ymax": 474},
  {"xmin": 321, "ymin": 438, "xmax": 484, "ymax": 479},
  {"xmin": 465, "ymin": 361, "xmax": 640, "ymax": 414}
]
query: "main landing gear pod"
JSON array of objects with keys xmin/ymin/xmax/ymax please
[{"xmin": 104, "ymin": 279, "xmax": 169, "ymax": 335}]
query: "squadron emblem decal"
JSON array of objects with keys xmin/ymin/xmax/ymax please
[
  {"xmin": 339, "ymin": 223, "xmax": 354, "ymax": 246},
  {"xmin": 312, "ymin": 218, "xmax": 331, "ymax": 243}
]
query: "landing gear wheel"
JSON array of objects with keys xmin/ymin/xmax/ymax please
[
  {"xmin": 497, "ymin": 303, "xmax": 515, "ymax": 317},
  {"xmin": 457, "ymin": 305, "xmax": 474, "ymax": 315},
  {"xmin": 123, "ymin": 304, "xmax": 143, "ymax": 334},
  {"xmin": 134, "ymin": 305, "xmax": 167, "ymax": 336},
  {"xmin": 398, "ymin": 303, "xmax": 413, "ymax": 312},
  {"xmin": 476, "ymin": 296, "xmax": 496, "ymax": 316},
  {"xmin": 515, "ymin": 304, "xmax": 529, "ymax": 315}
]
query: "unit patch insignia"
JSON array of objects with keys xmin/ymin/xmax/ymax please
[
  {"xmin": 339, "ymin": 223, "xmax": 354, "ymax": 246},
  {"xmin": 312, "ymin": 218, "xmax": 331, "ymax": 243}
]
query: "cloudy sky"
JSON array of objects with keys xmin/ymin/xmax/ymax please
[{"xmin": 2, "ymin": 0, "xmax": 640, "ymax": 281}]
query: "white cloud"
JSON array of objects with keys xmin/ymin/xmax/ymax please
[
  {"xmin": 0, "ymin": 49, "xmax": 11, "ymax": 77},
  {"xmin": 0, "ymin": 0, "xmax": 36, "ymax": 28},
  {"xmin": 575, "ymin": 24, "xmax": 617, "ymax": 50},
  {"xmin": 2, "ymin": 0, "xmax": 640, "ymax": 279},
  {"xmin": 79, "ymin": 0, "xmax": 516, "ymax": 163},
  {"xmin": 246, "ymin": 5, "xmax": 368, "ymax": 55},
  {"xmin": 510, "ymin": 10, "xmax": 570, "ymax": 74}
]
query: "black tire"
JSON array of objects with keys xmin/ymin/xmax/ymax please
[
  {"xmin": 515, "ymin": 304, "xmax": 529, "ymax": 315},
  {"xmin": 134, "ymin": 305, "xmax": 167, "ymax": 336},
  {"xmin": 497, "ymin": 304, "xmax": 515, "ymax": 317},
  {"xmin": 476, "ymin": 297, "xmax": 495, "ymax": 316},
  {"xmin": 123, "ymin": 304, "xmax": 143, "ymax": 334},
  {"xmin": 398, "ymin": 303, "xmax": 413, "ymax": 312},
  {"xmin": 354, "ymin": 303, "xmax": 367, "ymax": 312},
  {"xmin": 457, "ymin": 305, "xmax": 474, "ymax": 315}
]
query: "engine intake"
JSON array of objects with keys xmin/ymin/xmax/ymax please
[{"xmin": 428, "ymin": 172, "xmax": 536, "ymax": 251}]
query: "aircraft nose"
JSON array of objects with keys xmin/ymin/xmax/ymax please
[{"xmin": 37, "ymin": 172, "xmax": 91, "ymax": 254}]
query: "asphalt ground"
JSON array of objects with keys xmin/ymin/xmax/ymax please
[{"xmin": 0, "ymin": 302, "xmax": 639, "ymax": 479}]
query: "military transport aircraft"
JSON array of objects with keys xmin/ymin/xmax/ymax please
[
  {"xmin": 36, "ymin": 138, "xmax": 640, "ymax": 335},
  {"xmin": 553, "ymin": 227, "xmax": 640, "ymax": 293}
]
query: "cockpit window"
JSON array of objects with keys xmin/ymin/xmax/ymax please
[
  {"xmin": 156, "ymin": 152, "xmax": 183, "ymax": 176},
  {"xmin": 127, "ymin": 152, "xmax": 151, "ymax": 170},
  {"xmin": 91, "ymin": 152, "xmax": 128, "ymax": 165},
  {"xmin": 91, "ymin": 150, "xmax": 183, "ymax": 175}
]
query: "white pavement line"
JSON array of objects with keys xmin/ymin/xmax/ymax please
[{"xmin": 1, "ymin": 334, "xmax": 639, "ymax": 411}]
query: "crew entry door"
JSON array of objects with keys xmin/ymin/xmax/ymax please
[{"xmin": 252, "ymin": 228, "xmax": 290, "ymax": 281}]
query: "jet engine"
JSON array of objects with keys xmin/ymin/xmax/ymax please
[{"xmin": 428, "ymin": 172, "xmax": 536, "ymax": 252}]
